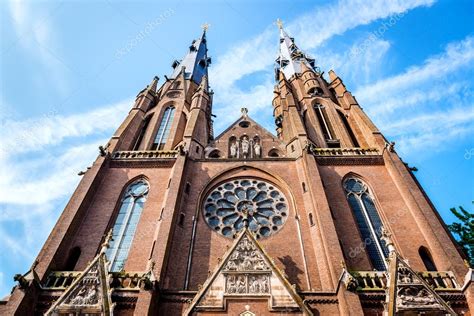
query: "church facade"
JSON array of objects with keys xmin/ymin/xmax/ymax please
[{"xmin": 1, "ymin": 24, "xmax": 473, "ymax": 315}]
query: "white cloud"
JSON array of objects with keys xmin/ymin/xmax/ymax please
[
  {"xmin": 291, "ymin": 0, "xmax": 435, "ymax": 49},
  {"xmin": 369, "ymin": 82, "xmax": 466, "ymax": 116},
  {"xmin": 356, "ymin": 36, "xmax": 474, "ymax": 107},
  {"xmin": 383, "ymin": 107, "xmax": 474, "ymax": 134},
  {"xmin": 0, "ymin": 97, "xmax": 130, "ymax": 295},
  {"xmin": 0, "ymin": 99, "xmax": 131, "ymax": 157},
  {"xmin": 0, "ymin": 98, "xmax": 130, "ymax": 207},
  {"xmin": 210, "ymin": 0, "xmax": 434, "ymax": 133},
  {"xmin": 352, "ymin": 36, "xmax": 474, "ymax": 155},
  {"xmin": 0, "ymin": 140, "xmax": 106, "ymax": 206},
  {"xmin": 311, "ymin": 38, "xmax": 391, "ymax": 85}
]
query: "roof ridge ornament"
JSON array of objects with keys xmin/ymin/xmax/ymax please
[{"xmin": 241, "ymin": 107, "xmax": 248, "ymax": 118}]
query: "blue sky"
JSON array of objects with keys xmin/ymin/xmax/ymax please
[{"xmin": 0, "ymin": 0, "xmax": 473, "ymax": 296}]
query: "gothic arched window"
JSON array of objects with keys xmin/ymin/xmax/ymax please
[
  {"xmin": 337, "ymin": 111, "xmax": 359, "ymax": 147},
  {"xmin": 133, "ymin": 114, "xmax": 153, "ymax": 150},
  {"xmin": 343, "ymin": 177, "xmax": 389, "ymax": 271},
  {"xmin": 106, "ymin": 180, "xmax": 149, "ymax": 272},
  {"xmin": 419, "ymin": 246, "xmax": 437, "ymax": 271},
  {"xmin": 152, "ymin": 106, "xmax": 175, "ymax": 150},
  {"xmin": 64, "ymin": 246, "xmax": 81, "ymax": 271},
  {"xmin": 313, "ymin": 103, "xmax": 333, "ymax": 141}
]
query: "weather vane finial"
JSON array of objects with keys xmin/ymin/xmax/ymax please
[
  {"xmin": 276, "ymin": 18, "xmax": 284, "ymax": 29},
  {"xmin": 201, "ymin": 22, "xmax": 210, "ymax": 32}
]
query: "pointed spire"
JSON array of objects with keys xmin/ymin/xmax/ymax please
[
  {"xmin": 171, "ymin": 28, "xmax": 211, "ymax": 85},
  {"xmin": 275, "ymin": 20, "xmax": 318, "ymax": 79}
]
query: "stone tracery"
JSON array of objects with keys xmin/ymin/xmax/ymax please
[{"xmin": 203, "ymin": 179, "xmax": 289, "ymax": 238}]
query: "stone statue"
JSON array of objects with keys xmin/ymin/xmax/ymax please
[
  {"xmin": 241, "ymin": 137, "xmax": 250, "ymax": 158},
  {"xmin": 237, "ymin": 276, "xmax": 246, "ymax": 293},
  {"xmin": 261, "ymin": 276, "xmax": 269, "ymax": 293},
  {"xmin": 254, "ymin": 142, "xmax": 261, "ymax": 157},
  {"xmin": 249, "ymin": 276, "xmax": 259, "ymax": 293},
  {"xmin": 230, "ymin": 141, "xmax": 237, "ymax": 158},
  {"xmin": 227, "ymin": 275, "xmax": 237, "ymax": 293}
]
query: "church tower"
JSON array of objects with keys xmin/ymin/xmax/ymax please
[{"xmin": 1, "ymin": 23, "xmax": 472, "ymax": 316}]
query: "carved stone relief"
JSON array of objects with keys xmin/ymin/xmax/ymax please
[
  {"xmin": 61, "ymin": 261, "xmax": 101, "ymax": 308},
  {"xmin": 397, "ymin": 287, "xmax": 441, "ymax": 310},
  {"xmin": 190, "ymin": 232, "xmax": 305, "ymax": 314},
  {"xmin": 393, "ymin": 261, "xmax": 455, "ymax": 314},
  {"xmin": 45, "ymin": 252, "xmax": 113, "ymax": 316},
  {"xmin": 223, "ymin": 235, "xmax": 271, "ymax": 295}
]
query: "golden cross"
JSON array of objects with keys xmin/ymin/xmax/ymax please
[
  {"xmin": 276, "ymin": 18, "xmax": 283, "ymax": 29},
  {"xmin": 201, "ymin": 22, "xmax": 210, "ymax": 32}
]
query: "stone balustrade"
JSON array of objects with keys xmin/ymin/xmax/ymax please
[
  {"xmin": 350, "ymin": 271, "xmax": 460, "ymax": 291},
  {"xmin": 309, "ymin": 147, "xmax": 380, "ymax": 156},
  {"xmin": 43, "ymin": 271, "xmax": 150, "ymax": 291},
  {"xmin": 110, "ymin": 272, "xmax": 149, "ymax": 290},
  {"xmin": 43, "ymin": 271, "xmax": 81, "ymax": 289},
  {"xmin": 112, "ymin": 150, "xmax": 179, "ymax": 160}
]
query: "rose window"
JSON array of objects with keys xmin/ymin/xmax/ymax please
[{"xmin": 203, "ymin": 179, "xmax": 289, "ymax": 238}]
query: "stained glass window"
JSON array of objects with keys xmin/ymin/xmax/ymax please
[
  {"xmin": 106, "ymin": 180, "xmax": 149, "ymax": 272},
  {"xmin": 344, "ymin": 177, "xmax": 388, "ymax": 271}
]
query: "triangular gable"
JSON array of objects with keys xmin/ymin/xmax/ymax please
[
  {"xmin": 45, "ymin": 252, "xmax": 113, "ymax": 315},
  {"xmin": 387, "ymin": 253, "xmax": 456, "ymax": 315},
  {"xmin": 214, "ymin": 113, "xmax": 279, "ymax": 143},
  {"xmin": 184, "ymin": 229, "xmax": 312, "ymax": 315}
]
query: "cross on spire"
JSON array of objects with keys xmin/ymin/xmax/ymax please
[
  {"xmin": 201, "ymin": 22, "xmax": 210, "ymax": 32},
  {"xmin": 276, "ymin": 18, "xmax": 284, "ymax": 29}
]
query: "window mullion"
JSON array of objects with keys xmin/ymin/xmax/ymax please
[
  {"xmin": 357, "ymin": 194, "xmax": 388, "ymax": 269},
  {"xmin": 318, "ymin": 106, "xmax": 332, "ymax": 140}
]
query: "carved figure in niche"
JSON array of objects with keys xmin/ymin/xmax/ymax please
[
  {"xmin": 241, "ymin": 136, "xmax": 250, "ymax": 158},
  {"xmin": 227, "ymin": 275, "xmax": 237, "ymax": 294},
  {"xmin": 230, "ymin": 141, "xmax": 237, "ymax": 158},
  {"xmin": 249, "ymin": 276, "xmax": 259, "ymax": 293},
  {"xmin": 237, "ymin": 276, "xmax": 246, "ymax": 293},
  {"xmin": 261, "ymin": 276, "xmax": 269, "ymax": 293},
  {"xmin": 254, "ymin": 141, "xmax": 261, "ymax": 158}
]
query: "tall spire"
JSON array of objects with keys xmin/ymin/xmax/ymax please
[
  {"xmin": 170, "ymin": 27, "xmax": 211, "ymax": 85},
  {"xmin": 275, "ymin": 19, "xmax": 317, "ymax": 79}
]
